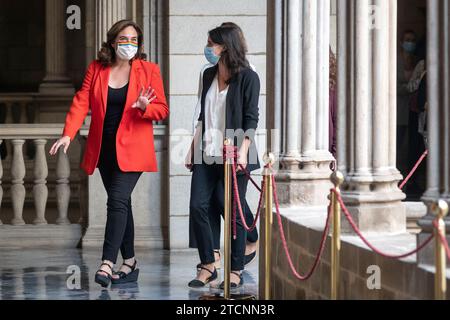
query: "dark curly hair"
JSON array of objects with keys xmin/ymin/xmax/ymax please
[
  {"xmin": 97, "ymin": 19, "xmax": 147, "ymax": 67},
  {"xmin": 208, "ymin": 25, "xmax": 250, "ymax": 84}
]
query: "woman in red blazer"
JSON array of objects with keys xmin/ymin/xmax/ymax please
[{"xmin": 49, "ymin": 20, "xmax": 169, "ymax": 287}]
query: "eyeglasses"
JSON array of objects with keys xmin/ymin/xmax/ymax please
[{"xmin": 117, "ymin": 35, "xmax": 138, "ymax": 45}]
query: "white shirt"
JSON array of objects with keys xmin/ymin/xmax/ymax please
[
  {"xmin": 203, "ymin": 75, "xmax": 228, "ymax": 157},
  {"xmin": 192, "ymin": 63, "xmax": 257, "ymax": 133}
]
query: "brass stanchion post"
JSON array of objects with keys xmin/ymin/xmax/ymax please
[
  {"xmin": 259, "ymin": 153, "xmax": 274, "ymax": 300},
  {"xmin": 433, "ymin": 199, "xmax": 448, "ymax": 300},
  {"xmin": 223, "ymin": 138, "xmax": 232, "ymax": 300},
  {"xmin": 330, "ymin": 171, "xmax": 344, "ymax": 300}
]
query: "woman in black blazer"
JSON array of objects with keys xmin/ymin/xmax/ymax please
[{"xmin": 185, "ymin": 24, "xmax": 260, "ymax": 288}]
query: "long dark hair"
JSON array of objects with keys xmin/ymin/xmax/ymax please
[
  {"xmin": 220, "ymin": 22, "xmax": 248, "ymax": 53},
  {"xmin": 329, "ymin": 47, "xmax": 337, "ymax": 91},
  {"xmin": 97, "ymin": 19, "xmax": 147, "ymax": 67},
  {"xmin": 208, "ymin": 25, "xmax": 250, "ymax": 84}
]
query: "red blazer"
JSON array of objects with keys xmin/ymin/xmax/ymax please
[{"xmin": 62, "ymin": 59, "xmax": 169, "ymax": 175}]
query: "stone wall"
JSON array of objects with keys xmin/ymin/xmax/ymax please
[{"xmin": 271, "ymin": 207, "xmax": 450, "ymax": 300}]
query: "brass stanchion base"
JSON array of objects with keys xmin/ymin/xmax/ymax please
[{"xmin": 199, "ymin": 293, "xmax": 256, "ymax": 300}]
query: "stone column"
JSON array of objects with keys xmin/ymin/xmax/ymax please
[
  {"xmin": 128, "ymin": 0, "xmax": 138, "ymax": 22},
  {"xmin": 274, "ymin": 0, "xmax": 334, "ymax": 207},
  {"xmin": 11, "ymin": 140, "xmax": 26, "ymax": 226},
  {"xmin": 336, "ymin": 0, "xmax": 405, "ymax": 233},
  {"xmin": 265, "ymin": 0, "xmax": 283, "ymax": 299},
  {"xmin": 266, "ymin": 0, "xmax": 283, "ymax": 154},
  {"xmin": 39, "ymin": 0, "xmax": 74, "ymax": 94},
  {"xmin": 84, "ymin": 0, "xmax": 96, "ymax": 63},
  {"xmin": 56, "ymin": 148, "xmax": 71, "ymax": 225},
  {"xmin": 417, "ymin": 0, "xmax": 450, "ymax": 265},
  {"xmin": 95, "ymin": 0, "xmax": 128, "ymax": 52}
]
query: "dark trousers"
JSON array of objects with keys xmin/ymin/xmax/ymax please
[
  {"xmin": 211, "ymin": 182, "xmax": 258, "ymax": 249},
  {"xmin": 97, "ymin": 135, "xmax": 142, "ymax": 264},
  {"xmin": 190, "ymin": 162, "xmax": 249, "ymax": 271},
  {"xmin": 189, "ymin": 183, "xmax": 258, "ymax": 250}
]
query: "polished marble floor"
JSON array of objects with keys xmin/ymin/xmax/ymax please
[{"xmin": 0, "ymin": 248, "xmax": 258, "ymax": 300}]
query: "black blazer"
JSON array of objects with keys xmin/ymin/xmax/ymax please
[{"xmin": 198, "ymin": 65, "xmax": 261, "ymax": 172}]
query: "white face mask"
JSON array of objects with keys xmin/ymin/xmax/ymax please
[{"xmin": 115, "ymin": 42, "xmax": 138, "ymax": 61}]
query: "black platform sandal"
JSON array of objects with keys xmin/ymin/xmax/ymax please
[
  {"xmin": 219, "ymin": 271, "xmax": 244, "ymax": 289},
  {"xmin": 196, "ymin": 250, "xmax": 221, "ymax": 271},
  {"xmin": 244, "ymin": 251, "xmax": 257, "ymax": 266},
  {"xmin": 188, "ymin": 266, "xmax": 217, "ymax": 288},
  {"xmin": 95, "ymin": 262, "xmax": 114, "ymax": 288},
  {"xmin": 111, "ymin": 260, "xmax": 139, "ymax": 285}
]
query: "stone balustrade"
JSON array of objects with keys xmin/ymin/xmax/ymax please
[
  {"xmin": 0, "ymin": 95, "xmax": 36, "ymax": 124},
  {"xmin": 0, "ymin": 124, "xmax": 73, "ymax": 226},
  {"xmin": 0, "ymin": 92, "xmax": 74, "ymax": 125}
]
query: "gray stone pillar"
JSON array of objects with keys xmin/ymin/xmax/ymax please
[
  {"xmin": 39, "ymin": 0, "xmax": 74, "ymax": 94},
  {"xmin": 337, "ymin": 0, "xmax": 405, "ymax": 233},
  {"xmin": 95, "ymin": 0, "xmax": 128, "ymax": 52},
  {"xmin": 275, "ymin": 0, "xmax": 334, "ymax": 207},
  {"xmin": 266, "ymin": 0, "xmax": 283, "ymax": 154},
  {"xmin": 85, "ymin": 0, "xmax": 96, "ymax": 63},
  {"xmin": 417, "ymin": 0, "xmax": 450, "ymax": 265}
]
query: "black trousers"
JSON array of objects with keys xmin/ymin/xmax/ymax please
[
  {"xmin": 189, "ymin": 182, "xmax": 258, "ymax": 250},
  {"xmin": 190, "ymin": 161, "xmax": 249, "ymax": 271},
  {"xmin": 97, "ymin": 135, "xmax": 142, "ymax": 264}
]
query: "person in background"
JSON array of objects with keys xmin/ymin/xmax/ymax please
[
  {"xmin": 397, "ymin": 30, "xmax": 418, "ymax": 176},
  {"xmin": 399, "ymin": 32, "xmax": 427, "ymax": 199}
]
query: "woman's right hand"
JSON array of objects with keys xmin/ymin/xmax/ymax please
[
  {"xmin": 185, "ymin": 150, "xmax": 193, "ymax": 171},
  {"xmin": 49, "ymin": 136, "xmax": 71, "ymax": 156}
]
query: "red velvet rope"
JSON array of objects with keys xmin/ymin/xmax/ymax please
[
  {"xmin": 272, "ymin": 174, "xmax": 332, "ymax": 280},
  {"xmin": 332, "ymin": 188, "xmax": 434, "ymax": 259},
  {"xmin": 231, "ymin": 162, "xmax": 265, "ymax": 236},
  {"xmin": 399, "ymin": 149, "xmax": 428, "ymax": 190},
  {"xmin": 223, "ymin": 145, "xmax": 264, "ymax": 239}
]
